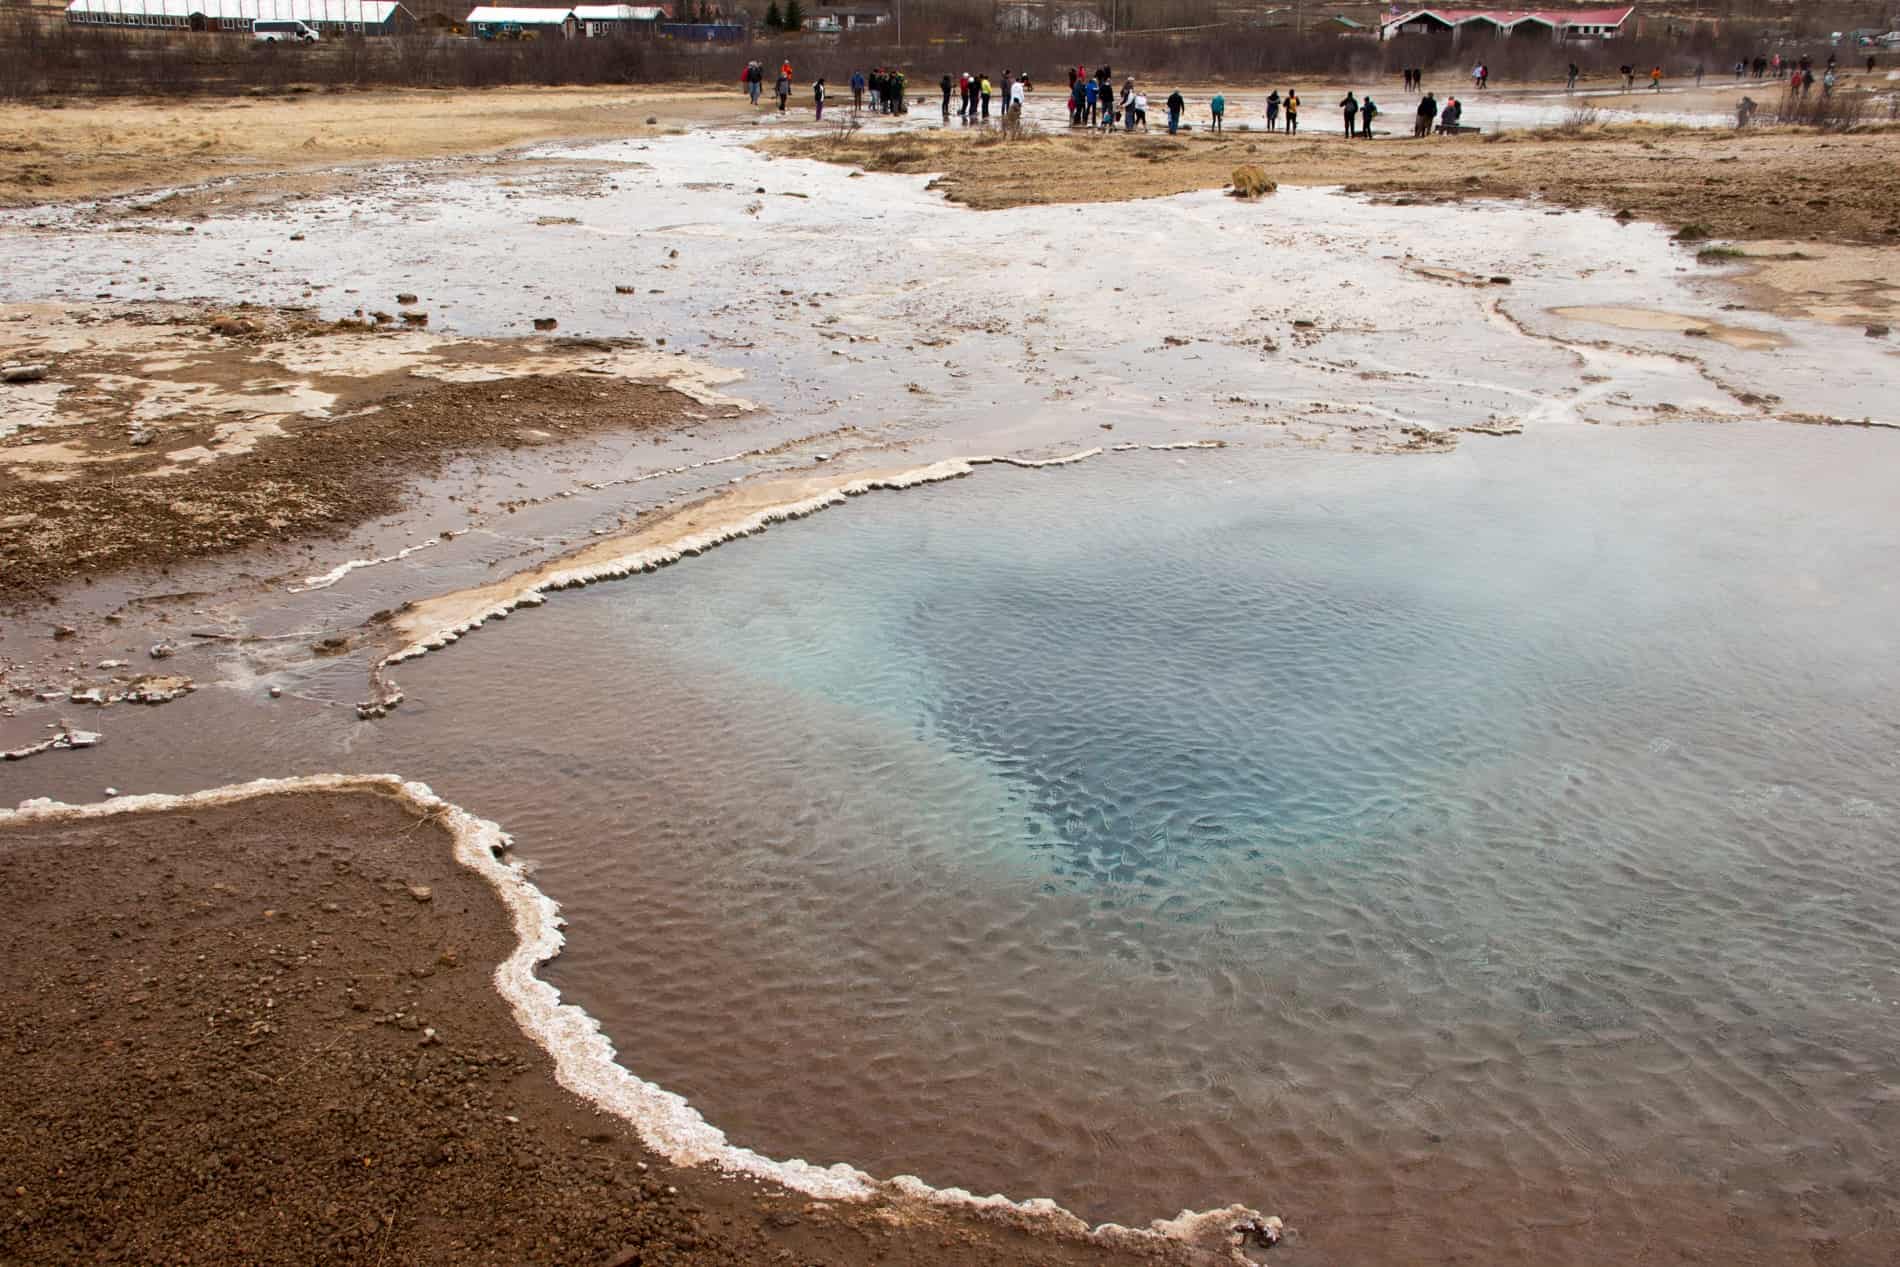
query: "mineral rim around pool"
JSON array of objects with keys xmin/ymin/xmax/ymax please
[{"xmin": 3, "ymin": 102, "xmax": 1899, "ymax": 1267}]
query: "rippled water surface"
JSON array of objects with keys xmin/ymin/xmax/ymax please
[
  {"xmin": 382, "ymin": 425, "xmax": 1900, "ymax": 1264},
  {"xmin": 12, "ymin": 425, "xmax": 1900, "ymax": 1264}
]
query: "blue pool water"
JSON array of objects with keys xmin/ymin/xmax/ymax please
[
  {"xmin": 33, "ymin": 422, "xmax": 1896, "ymax": 1263},
  {"xmin": 376, "ymin": 423, "xmax": 1894, "ymax": 1264}
]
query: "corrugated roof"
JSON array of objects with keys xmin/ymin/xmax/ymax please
[
  {"xmin": 67, "ymin": 0, "xmax": 404, "ymax": 18},
  {"xmin": 466, "ymin": 5, "xmax": 575, "ymax": 20},
  {"xmin": 573, "ymin": 4, "xmax": 664, "ymax": 18},
  {"xmin": 1382, "ymin": 7, "xmax": 1634, "ymax": 28}
]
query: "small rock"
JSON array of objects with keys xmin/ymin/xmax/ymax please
[
  {"xmin": 396, "ymin": 293, "xmax": 418, "ymax": 305},
  {"xmin": 149, "ymin": 642, "xmax": 176, "ymax": 660},
  {"xmin": 289, "ymin": 232, "xmax": 305, "ymax": 241},
  {"xmin": 370, "ymin": 311, "xmax": 393, "ymax": 325},
  {"xmin": 408, "ymin": 884, "xmax": 434, "ymax": 903},
  {"xmin": 668, "ymin": 249, "xmax": 679, "ymax": 259},
  {"xmin": 532, "ymin": 317, "xmax": 558, "ymax": 331},
  {"xmin": 645, "ymin": 116, "xmax": 658, "ymax": 125},
  {"xmin": 614, "ymin": 285, "xmax": 636, "ymax": 294},
  {"xmin": 2, "ymin": 362, "xmax": 50, "ymax": 384},
  {"xmin": 400, "ymin": 312, "xmax": 429, "ymax": 326},
  {"xmin": 1489, "ymin": 275, "xmax": 1512, "ymax": 285},
  {"xmin": 128, "ymin": 428, "xmax": 153, "ymax": 447},
  {"xmin": 53, "ymin": 625, "xmax": 76, "ymax": 640},
  {"xmin": 105, "ymin": 787, "xmax": 119, "ymax": 797},
  {"xmin": 1866, "ymin": 324, "xmax": 1890, "ymax": 338},
  {"xmin": 268, "ymin": 686, "xmax": 283, "ymax": 699}
]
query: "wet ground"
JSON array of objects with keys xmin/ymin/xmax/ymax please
[{"xmin": 4, "ymin": 111, "xmax": 1898, "ymax": 1263}]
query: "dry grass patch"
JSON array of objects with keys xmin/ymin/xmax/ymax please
[{"xmin": 1230, "ymin": 164, "xmax": 1275, "ymax": 199}]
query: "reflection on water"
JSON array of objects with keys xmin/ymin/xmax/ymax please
[{"xmin": 8, "ymin": 425, "xmax": 1900, "ymax": 1264}]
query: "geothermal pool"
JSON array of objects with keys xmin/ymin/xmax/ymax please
[
  {"xmin": 398, "ymin": 425, "xmax": 1900, "ymax": 1264},
  {"xmin": 17, "ymin": 422, "xmax": 1900, "ymax": 1263},
  {"xmin": 4, "ymin": 117, "xmax": 1899, "ymax": 1264}
]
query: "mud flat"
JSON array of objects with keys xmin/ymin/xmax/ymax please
[
  {"xmin": 769, "ymin": 122, "xmax": 1900, "ymax": 248},
  {"xmin": 0, "ymin": 778, "xmax": 1272, "ymax": 1266},
  {"xmin": 0, "ymin": 86, "xmax": 752, "ymax": 211},
  {"xmin": 0, "ymin": 301, "xmax": 745, "ymax": 603}
]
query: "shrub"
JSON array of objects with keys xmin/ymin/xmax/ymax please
[{"xmin": 1230, "ymin": 164, "xmax": 1274, "ymax": 199}]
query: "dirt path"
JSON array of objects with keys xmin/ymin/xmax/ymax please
[{"xmin": 0, "ymin": 785, "xmax": 1257, "ymax": 1266}]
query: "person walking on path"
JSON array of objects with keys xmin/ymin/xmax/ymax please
[
  {"xmin": 1566, "ymin": 62, "xmax": 1579, "ymax": 91},
  {"xmin": 1166, "ymin": 88, "xmax": 1185, "ymax": 134},
  {"xmin": 851, "ymin": 69, "xmax": 865, "ymax": 110},
  {"xmin": 1209, "ymin": 92, "xmax": 1225, "ymax": 132},
  {"xmin": 1650, "ymin": 65, "xmax": 1663, "ymax": 91},
  {"xmin": 1694, "ymin": 62, "xmax": 1705, "ymax": 86},
  {"xmin": 776, "ymin": 70, "xmax": 791, "ymax": 112},
  {"xmin": 1340, "ymin": 90, "xmax": 1359, "ymax": 137},
  {"xmin": 1265, "ymin": 90, "xmax": 1281, "ymax": 131},
  {"xmin": 1359, "ymin": 95, "xmax": 1377, "ymax": 138},
  {"xmin": 980, "ymin": 74, "xmax": 992, "ymax": 119},
  {"xmin": 1284, "ymin": 89, "xmax": 1300, "ymax": 134},
  {"xmin": 941, "ymin": 73, "xmax": 952, "ymax": 118},
  {"xmin": 1415, "ymin": 91, "xmax": 1437, "ymax": 137},
  {"xmin": 813, "ymin": 77, "xmax": 826, "ymax": 120}
]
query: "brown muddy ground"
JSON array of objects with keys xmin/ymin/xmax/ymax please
[
  {"xmin": 0, "ymin": 302, "xmax": 724, "ymax": 604},
  {"xmin": 772, "ymin": 122, "xmax": 1900, "ymax": 246},
  {"xmin": 0, "ymin": 86, "xmax": 750, "ymax": 210},
  {"xmin": 0, "ymin": 790, "xmax": 1233, "ymax": 1267}
]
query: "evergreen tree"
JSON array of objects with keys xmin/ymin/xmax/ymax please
[
  {"xmin": 762, "ymin": 0, "xmax": 781, "ymax": 29},
  {"xmin": 782, "ymin": 0, "xmax": 802, "ymax": 30}
]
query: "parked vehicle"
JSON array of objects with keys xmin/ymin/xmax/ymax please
[{"xmin": 254, "ymin": 19, "xmax": 319, "ymax": 43}]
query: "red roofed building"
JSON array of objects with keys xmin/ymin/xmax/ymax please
[{"xmin": 1379, "ymin": 7, "xmax": 1635, "ymax": 41}]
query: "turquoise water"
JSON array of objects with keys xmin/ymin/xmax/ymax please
[
  {"xmin": 24, "ymin": 423, "xmax": 1895, "ymax": 1263},
  {"xmin": 397, "ymin": 424, "xmax": 1892, "ymax": 1264}
]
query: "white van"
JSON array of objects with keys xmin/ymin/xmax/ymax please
[{"xmin": 253, "ymin": 19, "xmax": 319, "ymax": 42}]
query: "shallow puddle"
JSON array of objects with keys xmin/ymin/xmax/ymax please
[{"xmin": 1551, "ymin": 304, "xmax": 1789, "ymax": 349}]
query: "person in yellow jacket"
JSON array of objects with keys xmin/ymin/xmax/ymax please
[{"xmin": 980, "ymin": 75, "xmax": 992, "ymax": 119}]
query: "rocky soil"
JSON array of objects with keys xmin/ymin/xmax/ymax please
[{"xmin": 0, "ymin": 790, "xmax": 1253, "ymax": 1267}]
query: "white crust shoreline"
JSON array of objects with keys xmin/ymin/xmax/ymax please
[
  {"xmin": 1, "ymin": 774, "xmax": 1271, "ymax": 1261},
  {"xmin": 359, "ymin": 443, "xmax": 1225, "ymax": 719}
]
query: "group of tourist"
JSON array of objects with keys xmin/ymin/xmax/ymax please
[
  {"xmin": 847, "ymin": 68, "xmax": 907, "ymax": 114},
  {"xmin": 1740, "ymin": 53, "xmax": 1841, "ymax": 98},
  {"xmin": 948, "ymin": 71, "xmax": 1026, "ymax": 121},
  {"xmin": 738, "ymin": 60, "xmax": 800, "ymax": 112},
  {"xmin": 1413, "ymin": 92, "xmax": 1464, "ymax": 135},
  {"xmin": 1739, "ymin": 51, "xmax": 1867, "ymax": 82}
]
